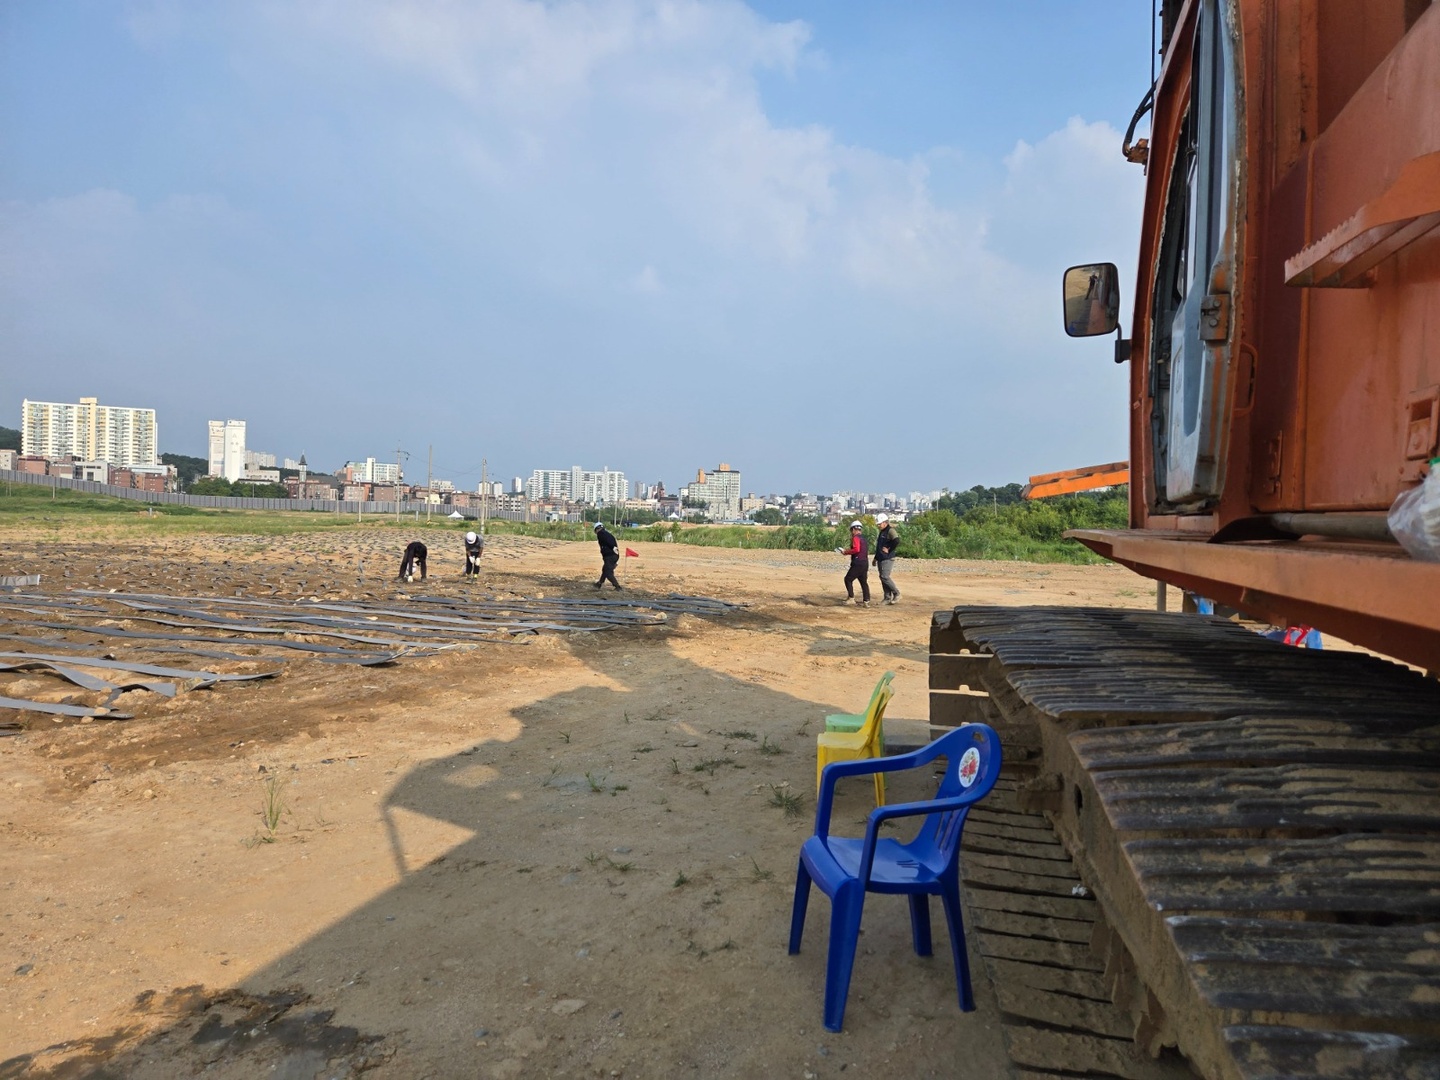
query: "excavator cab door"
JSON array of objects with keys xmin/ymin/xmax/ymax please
[{"xmin": 1150, "ymin": 0, "xmax": 1240, "ymax": 507}]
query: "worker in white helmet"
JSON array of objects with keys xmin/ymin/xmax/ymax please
[{"xmin": 463, "ymin": 530, "xmax": 484, "ymax": 578}]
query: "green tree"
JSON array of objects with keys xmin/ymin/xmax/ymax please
[
  {"xmin": 750, "ymin": 507, "xmax": 785, "ymax": 525},
  {"xmin": 161, "ymin": 453, "xmax": 209, "ymax": 489},
  {"xmin": 907, "ymin": 508, "xmax": 960, "ymax": 537},
  {"xmin": 231, "ymin": 481, "xmax": 289, "ymax": 498},
  {"xmin": 189, "ymin": 477, "xmax": 233, "ymax": 496},
  {"xmin": 0, "ymin": 426, "xmax": 21, "ymax": 452}
]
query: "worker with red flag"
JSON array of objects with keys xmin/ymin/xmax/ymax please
[{"xmin": 593, "ymin": 522, "xmax": 622, "ymax": 590}]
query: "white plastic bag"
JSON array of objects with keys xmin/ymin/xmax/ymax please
[{"xmin": 1387, "ymin": 464, "xmax": 1440, "ymax": 562}]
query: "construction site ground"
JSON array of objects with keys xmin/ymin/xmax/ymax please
[{"xmin": 2, "ymin": 525, "xmax": 1178, "ymax": 1079}]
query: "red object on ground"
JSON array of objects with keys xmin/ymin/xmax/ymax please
[{"xmin": 624, "ymin": 548, "xmax": 639, "ymax": 558}]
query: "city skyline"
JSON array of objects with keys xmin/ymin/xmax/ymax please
[{"xmin": 2, "ymin": 3, "xmax": 1149, "ymax": 494}]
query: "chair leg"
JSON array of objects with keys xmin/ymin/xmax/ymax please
[
  {"xmin": 939, "ymin": 879, "xmax": 974, "ymax": 1012},
  {"xmin": 823, "ymin": 882, "xmax": 866, "ymax": 1033},
  {"xmin": 907, "ymin": 894, "xmax": 933, "ymax": 957},
  {"xmin": 873, "ymin": 768, "xmax": 886, "ymax": 807},
  {"xmin": 789, "ymin": 859, "xmax": 813, "ymax": 954}
]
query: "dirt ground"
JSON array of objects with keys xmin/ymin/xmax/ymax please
[{"xmin": 0, "ymin": 528, "xmax": 1170, "ymax": 1079}]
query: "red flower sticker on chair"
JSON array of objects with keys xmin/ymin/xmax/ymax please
[{"xmin": 958, "ymin": 747, "xmax": 980, "ymax": 788}]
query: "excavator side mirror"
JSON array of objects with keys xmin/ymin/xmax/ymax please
[{"xmin": 1062, "ymin": 263, "xmax": 1121, "ymax": 338}]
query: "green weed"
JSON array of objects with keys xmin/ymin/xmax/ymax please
[{"xmin": 768, "ymin": 785, "xmax": 804, "ymax": 817}]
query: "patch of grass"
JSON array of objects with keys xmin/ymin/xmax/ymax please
[
  {"xmin": 604, "ymin": 857, "xmax": 634, "ymax": 873},
  {"xmin": 768, "ymin": 784, "xmax": 804, "ymax": 817},
  {"xmin": 558, "ymin": 731, "xmax": 571, "ymax": 744},
  {"xmin": 758, "ymin": 735, "xmax": 784, "ymax": 756},
  {"xmin": 718, "ymin": 728, "xmax": 756, "ymax": 741},
  {"xmin": 585, "ymin": 852, "xmax": 603, "ymax": 867},
  {"xmin": 673, "ymin": 871, "xmax": 689, "ymax": 888},
  {"xmin": 260, "ymin": 774, "xmax": 286, "ymax": 839},
  {"xmin": 693, "ymin": 757, "xmax": 734, "ymax": 775},
  {"xmin": 633, "ymin": 744, "xmax": 655, "ymax": 754},
  {"xmin": 749, "ymin": 858, "xmax": 773, "ymax": 882},
  {"xmin": 610, "ymin": 784, "xmax": 629, "ymax": 795},
  {"xmin": 585, "ymin": 771, "xmax": 606, "ymax": 793},
  {"xmin": 669, "ymin": 758, "xmax": 681, "ymax": 775}
]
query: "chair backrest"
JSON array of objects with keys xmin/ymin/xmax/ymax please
[
  {"xmin": 917, "ymin": 724, "xmax": 1003, "ymax": 859},
  {"xmin": 859, "ymin": 671, "xmax": 895, "ymax": 716},
  {"xmin": 856, "ymin": 683, "xmax": 894, "ymax": 755}
]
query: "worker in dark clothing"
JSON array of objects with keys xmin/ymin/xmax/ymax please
[
  {"xmin": 838, "ymin": 520, "xmax": 870, "ymax": 606},
  {"xmin": 463, "ymin": 531, "xmax": 484, "ymax": 578},
  {"xmin": 594, "ymin": 521, "xmax": 621, "ymax": 589},
  {"xmin": 398, "ymin": 541, "xmax": 427, "ymax": 582},
  {"xmin": 874, "ymin": 513, "xmax": 900, "ymax": 603}
]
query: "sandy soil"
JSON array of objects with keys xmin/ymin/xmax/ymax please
[{"xmin": 0, "ymin": 528, "xmax": 1167, "ymax": 1079}]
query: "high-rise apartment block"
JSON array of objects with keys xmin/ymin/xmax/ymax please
[
  {"xmin": 208, "ymin": 419, "xmax": 247, "ymax": 483},
  {"xmin": 21, "ymin": 397, "xmax": 159, "ymax": 467},
  {"xmin": 344, "ymin": 458, "xmax": 401, "ymax": 484},
  {"xmin": 525, "ymin": 466, "xmax": 627, "ymax": 504},
  {"xmin": 688, "ymin": 463, "xmax": 742, "ymax": 520}
]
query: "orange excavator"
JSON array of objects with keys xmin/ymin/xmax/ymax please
[{"xmin": 929, "ymin": 5, "xmax": 1440, "ymax": 1078}]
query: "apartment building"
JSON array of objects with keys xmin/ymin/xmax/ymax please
[
  {"xmin": 21, "ymin": 397, "xmax": 159, "ymax": 467},
  {"xmin": 525, "ymin": 466, "xmax": 627, "ymax": 504},
  {"xmin": 344, "ymin": 457, "xmax": 401, "ymax": 484},
  {"xmin": 687, "ymin": 463, "xmax": 742, "ymax": 520},
  {"xmin": 207, "ymin": 419, "xmax": 247, "ymax": 482}
]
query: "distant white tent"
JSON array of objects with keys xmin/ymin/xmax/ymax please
[{"xmin": 448, "ymin": 510, "xmax": 464, "ymax": 519}]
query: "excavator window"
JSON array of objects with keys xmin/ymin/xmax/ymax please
[{"xmin": 1147, "ymin": 0, "xmax": 1240, "ymax": 508}]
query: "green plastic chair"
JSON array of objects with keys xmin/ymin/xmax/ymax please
[{"xmin": 825, "ymin": 671, "xmax": 895, "ymax": 736}]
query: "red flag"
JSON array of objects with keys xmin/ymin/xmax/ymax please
[{"xmin": 624, "ymin": 547, "xmax": 639, "ymax": 558}]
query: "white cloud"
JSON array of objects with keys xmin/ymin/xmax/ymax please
[{"xmin": 629, "ymin": 264, "xmax": 663, "ymax": 293}]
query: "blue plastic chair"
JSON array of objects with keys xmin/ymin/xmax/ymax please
[{"xmin": 788, "ymin": 724, "xmax": 1003, "ymax": 1032}]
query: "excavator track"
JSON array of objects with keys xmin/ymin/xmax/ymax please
[{"xmin": 933, "ymin": 606, "xmax": 1440, "ymax": 1080}]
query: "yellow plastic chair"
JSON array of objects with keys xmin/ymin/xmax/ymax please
[
  {"xmin": 815, "ymin": 683, "xmax": 893, "ymax": 806},
  {"xmin": 824, "ymin": 671, "xmax": 895, "ymax": 736}
]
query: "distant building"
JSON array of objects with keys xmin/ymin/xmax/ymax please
[
  {"xmin": 22, "ymin": 397, "xmax": 158, "ymax": 467},
  {"xmin": 0, "ymin": 450, "xmax": 15, "ymax": 471},
  {"xmin": 525, "ymin": 466, "xmax": 627, "ymax": 505},
  {"xmin": 687, "ymin": 463, "xmax": 742, "ymax": 520},
  {"xmin": 208, "ymin": 419, "xmax": 246, "ymax": 483},
  {"xmin": 511, "ymin": 476, "xmax": 524, "ymax": 494},
  {"xmin": 244, "ymin": 449, "xmax": 276, "ymax": 470},
  {"xmin": 345, "ymin": 457, "xmax": 400, "ymax": 484}
]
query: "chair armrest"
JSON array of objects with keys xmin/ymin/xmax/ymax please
[
  {"xmin": 857, "ymin": 793, "xmax": 985, "ymax": 882},
  {"xmin": 813, "ymin": 745, "xmax": 940, "ymax": 836}
]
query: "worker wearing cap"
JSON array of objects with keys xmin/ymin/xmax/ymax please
[
  {"xmin": 463, "ymin": 530, "xmax": 484, "ymax": 578},
  {"xmin": 839, "ymin": 520, "xmax": 871, "ymax": 606},
  {"xmin": 874, "ymin": 513, "xmax": 900, "ymax": 604},
  {"xmin": 398, "ymin": 540, "xmax": 427, "ymax": 582},
  {"xmin": 594, "ymin": 521, "xmax": 622, "ymax": 589}
]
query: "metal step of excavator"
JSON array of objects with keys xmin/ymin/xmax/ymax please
[{"xmin": 935, "ymin": 606, "xmax": 1440, "ymax": 1080}]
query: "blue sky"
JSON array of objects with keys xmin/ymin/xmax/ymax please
[{"xmin": 1, "ymin": 1, "xmax": 1152, "ymax": 495}]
